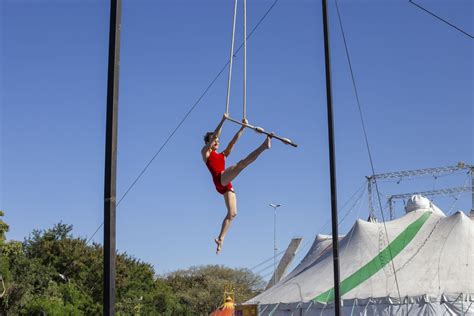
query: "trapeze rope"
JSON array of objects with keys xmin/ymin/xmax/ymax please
[
  {"xmin": 222, "ymin": 0, "xmax": 297, "ymax": 147},
  {"xmin": 243, "ymin": 0, "xmax": 247, "ymax": 120},
  {"xmin": 225, "ymin": 0, "xmax": 238, "ymax": 116}
]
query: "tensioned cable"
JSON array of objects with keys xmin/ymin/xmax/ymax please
[
  {"xmin": 283, "ymin": 188, "xmax": 366, "ymax": 282},
  {"xmin": 250, "ymin": 181, "xmax": 367, "ymax": 275},
  {"xmin": 334, "ymin": 0, "xmax": 402, "ymax": 301},
  {"xmin": 250, "ymin": 182, "xmax": 365, "ymax": 272},
  {"xmin": 336, "ymin": 185, "xmax": 366, "ymax": 226},
  {"xmin": 85, "ymin": 0, "xmax": 280, "ymax": 245},
  {"xmin": 250, "ymin": 249, "xmax": 286, "ymax": 271},
  {"xmin": 261, "ymin": 270, "xmax": 275, "ymax": 281},
  {"xmin": 249, "ymin": 185, "xmax": 365, "ymax": 288},
  {"xmin": 285, "ymin": 185, "xmax": 367, "ymax": 279},
  {"xmin": 409, "ymin": 0, "xmax": 473, "ymax": 39},
  {"xmin": 447, "ymin": 174, "xmax": 472, "ymax": 215},
  {"xmin": 255, "ymin": 260, "xmax": 283, "ymax": 276}
]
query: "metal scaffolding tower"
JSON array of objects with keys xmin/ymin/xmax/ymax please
[{"xmin": 367, "ymin": 162, "xmax": 473, "ymax": 219}]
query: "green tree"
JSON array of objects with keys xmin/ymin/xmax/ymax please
[
  {"xmin": 1, "ymin": 220, "xmax": 181, "ymax": 314},
  {"xmin": 0, "ymin": 218, "xmax": 264, "ymax": 315},
  {"xmin": 0, "ymin": 210, "xmax": 13, "ymax": 310},
  {"xmin": 0, "ymin": 210, "xmax": 8, "ymax": 243}
]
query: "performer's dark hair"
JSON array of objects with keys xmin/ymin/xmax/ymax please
[{"xmin": 204, "ymin": 132, "xmax": 214, "ymax": 144}]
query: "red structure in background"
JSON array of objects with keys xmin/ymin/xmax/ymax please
[
  {"xmin": 210, "ymin": 285, "xmax": 235, "ymax": 316},
  {"xmin": 210, "ymin": 296, "xmax": 235, "ymax": 316}
]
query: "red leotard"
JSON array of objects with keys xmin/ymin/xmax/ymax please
[{"xmin": 206, "ymin": 150, "xmax": 233, "ymax": 194}]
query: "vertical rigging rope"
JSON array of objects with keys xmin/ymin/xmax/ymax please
[
  {"xmin": 225, "ymin": 0, "xmax": 239, "ymax": 115},
  {"xmin": 243, "ymin": 0, "xmax": 247, "ymax": 119}
]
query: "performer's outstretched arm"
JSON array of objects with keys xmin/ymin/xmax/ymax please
[
  {"xmin": 222, "ymin": 118, "xmax": 247, "ymax": 157},
  {"xmin": 213, "ymin": 113, "xmax": 227, "ymax": 139},
  {"xmin": 202, "ymin": 114, "xmax": 227, "ymax": 152}
]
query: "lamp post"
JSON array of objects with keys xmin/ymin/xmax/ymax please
[{"xmin": 269, "ymin": 203, "xmax": 281, "ymax": 286}]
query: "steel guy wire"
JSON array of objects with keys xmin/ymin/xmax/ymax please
[
  {"xmin": 334, "ymin": 0, "xmax": 402, "ymax": 301},
  {"xmin": 409, "ymin": 0, "xmax": 473, "ymax": 39}
]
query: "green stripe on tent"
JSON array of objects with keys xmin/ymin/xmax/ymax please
[{"xmin": 313, "ymin": 212, "xmax": 432, "ymax": 303}]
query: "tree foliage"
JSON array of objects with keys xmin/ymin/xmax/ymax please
[
  {"xmin": 163, "ymin": 265, "xmax": 264, "ymax": 315},
  {"xmin": 0, "ymin": 213, "xmax": 265, "ymax": 314}
]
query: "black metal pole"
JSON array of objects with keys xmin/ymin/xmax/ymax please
[
  {"xmin": 104, "ymin": 0, "xmax": 121, "ymax": 315},
  {"xmin": 321, "ymin": 0, "xmax": 341, "ymax": 314}
]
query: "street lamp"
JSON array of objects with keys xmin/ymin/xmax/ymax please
[{"xmin": 269, "ymin": 203, "xmax": 281, "ymax": 286}]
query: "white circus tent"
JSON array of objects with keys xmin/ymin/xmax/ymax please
[{"xmin": 243, "ymin": 196, "xmax": 474, "ymax": 315}]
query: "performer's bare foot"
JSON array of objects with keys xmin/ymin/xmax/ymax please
[
  {"xmin": 214, "ymin": 238, "xmax": 223, "ymax": 254},
  {"xmin": 264, "ymin": 134, "xmax": 272, "ymax": 149}
]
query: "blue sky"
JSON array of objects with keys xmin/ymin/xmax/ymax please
[{"xmin": 1, "ymin": 0, "xmax": 472, "ymax": 278}]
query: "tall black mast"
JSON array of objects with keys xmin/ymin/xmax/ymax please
[
  {"xmin": 104, "ymin": 0, "xmax": 121, "ymax": 314},
  {"xmin": 321, "ymin": 0, "xmax": 341, "ymax": 314}
]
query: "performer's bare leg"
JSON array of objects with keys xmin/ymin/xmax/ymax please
[
  {"xmin": 220, "ymin": 135, "xmax": 271, "ymax": 186},
  {"xmin": 215, "ymin": 190, "xmax": 237, "ymax": 254},
  {"xmin": 215, "ymin": 135, "xmax": 271, "ymax": 254}
]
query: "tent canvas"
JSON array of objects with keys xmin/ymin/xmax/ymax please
[{"xmin": 243, "ymin": 200, "xmax": 474, "ymax": 315}]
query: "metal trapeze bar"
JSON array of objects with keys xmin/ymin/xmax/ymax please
[{"xmin": 226, "ymin": 116, "xmax": 298, "ymax": 148}]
